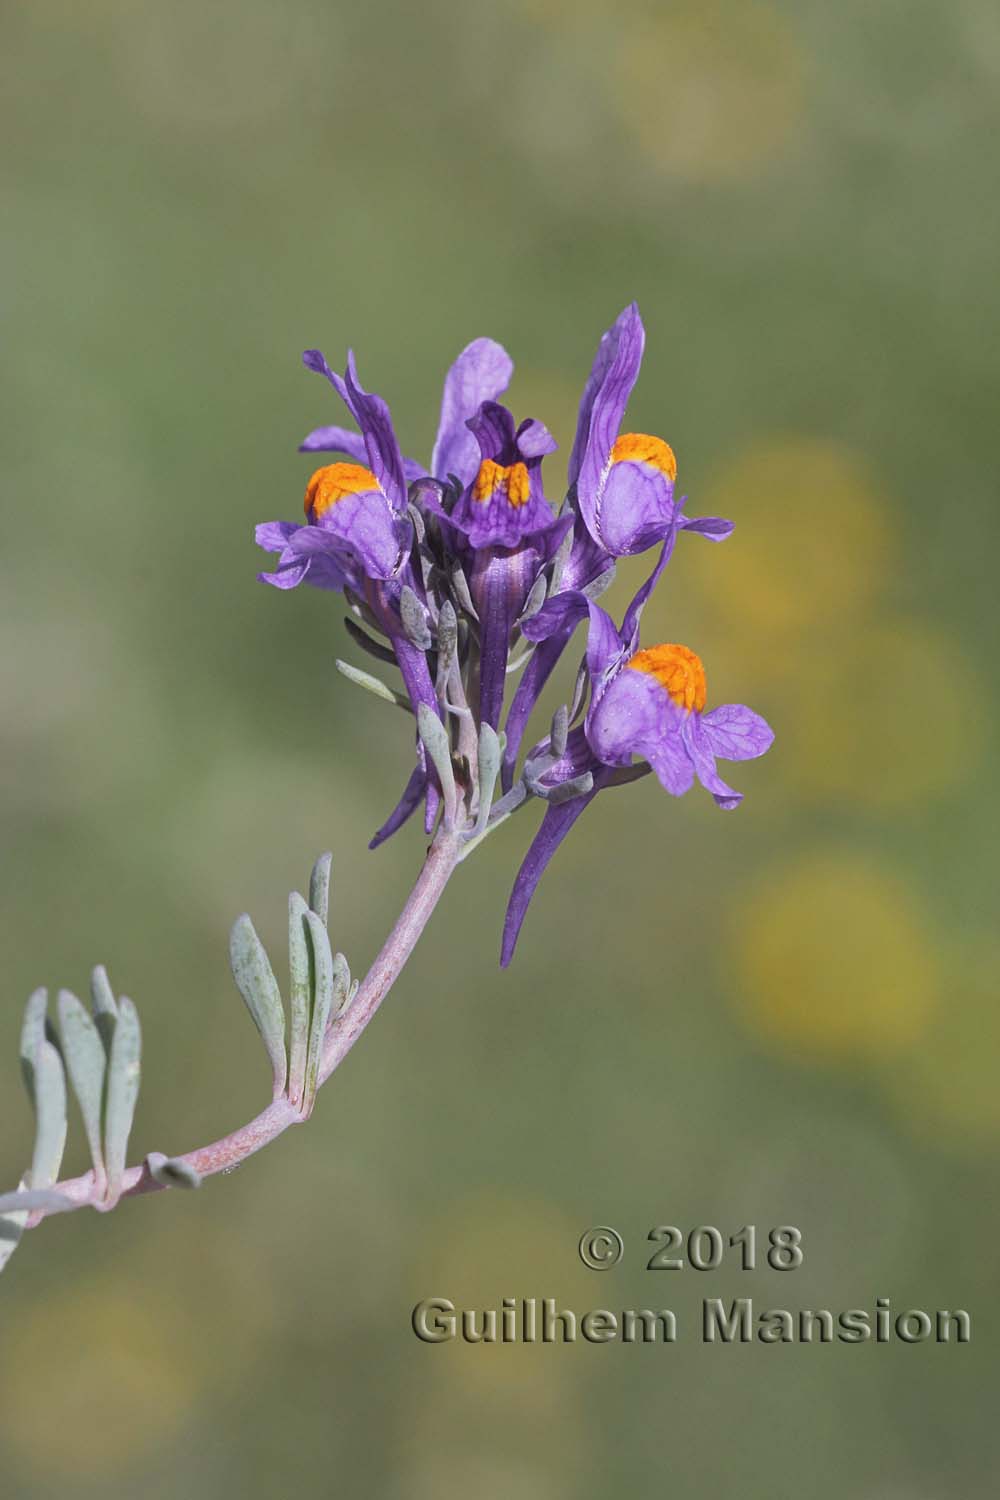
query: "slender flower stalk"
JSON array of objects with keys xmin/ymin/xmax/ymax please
[{"xmin": 1, "ymin": 302, "xmax": 774, "ymax": 1273}]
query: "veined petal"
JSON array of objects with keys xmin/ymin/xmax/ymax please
[
  {"xmin": 682, "ymin": 717, "xmax": 743, "ymax": 808},
  {"xmin": 432, "ymin": 338, "xmax": 514, "ymax": 485},
  {"xmin": 255, "ymin": 519, "xmax": 301, "ymax": 552},
  {"xmin": 570, "ymin": 302, "xmax": 645, "ymax": 490},
  {"xmin": 292, "ymin": 498, "xmax": 409, "ymax": 582},
  {"xmin": 298, "ymin": 424, "xmax": 370, "ymax": 459},
  {"xmin": 579, "ymin": 432, "xmax": 678, "ymax": 558},
  {"xmin": 299, "ymin": 423, "xmax": 427, "ymax": 483},
  {"xmin": 586, "ymin": 665, "xmax": 673, "ymax": 769},
  {"xmin": 258, "ymin": 557, "xmax": 311, "ymax": 590},
  {"xmin": 500, "ymin": 784, "xmax": 601, "ymax": 967},
  {"xmin": 515, "ymin": 417, "xmax": 558, "ymax": 460},
  {"xmin": 700, "ymin": 704, "xmax": 774, "ymax": 761},
  {"xmin": 592, "ymin": 455, "xmax": 676, "ymax": 556},
  {"xmin": 302, "ymin": 348, "xmax": 408, "ymax": 511},
  {"xmin": 679, "ymin": 514, "xmax": 734, "ymax": 541},
  {"xmin": 468, "ymin": 547, "xmax": 538, "ymax": 729},
  {"xmin": 521, "ymin": 592, "xmax": 623, "ymax": 683},
  {"xmin": 647, "ymin": 734, "xmax": 696, "ymax": 797}
]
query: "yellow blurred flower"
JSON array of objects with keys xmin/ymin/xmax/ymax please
[
  {"xmin": 729, "ymin": 852, "xmax": 939, "ymax": 1060},
  {"xmin": 0, "ymin": 1277, "xmax": 200, "ymax": 1482},
  {"xmin": 883, "ymin": 939, "xmax": 1000, "ymax": 1149}
]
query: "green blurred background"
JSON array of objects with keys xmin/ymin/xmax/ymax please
[{"xmin": 2, "ymin": 0, "xmax": 998, "ymax": 1493}]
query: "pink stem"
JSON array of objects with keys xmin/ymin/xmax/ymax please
[{"xmin": 25, "ymin": 830, "xmax": 464, "ymax": 1226}]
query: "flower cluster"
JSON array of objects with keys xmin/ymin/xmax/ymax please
[{"xmin": 257, "ymin": 304, "xmax": 774, "ymax": 964}]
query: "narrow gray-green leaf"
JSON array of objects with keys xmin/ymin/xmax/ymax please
[
  {"xmin": 0, "ymin": 1213, "xmax": 25, "ymax": 1272},
  {"xmin": 450, "ymin": 563, "xmax": 478, "ymax": 621},
  {"xmin": 57, "ymin": 989, "xmax": 107, "ymax": 1185},
  {"xmin": 89, "ymin": 964, "xmax": 119, "ymax": 1053},
  {"xmin": 287, "ymin": 891, "xmax": 312, "ymax": 1109},
  {"xmin": 103, "ymin": 996, "xmax": 142, "ymax": 1203},
  {"xmin": 548, "ymin": 771, "xmax": 594, "ymax": 805},
  {"xmin": 229, "ymin": 914, "xmax": 287, "ymax": 1099},
  {"xmin": 0, "ymin": 1176, "xmax": 30, "ymax": 1275},
  {"xmin": 19, "ymin": 987, "xmax": 49, "ymax": 1102},
  {"xmin": 475, "ymin": 722, "xmax": 502, "ymax": 836},
  {"xmin": 417, "ymin": 703, "xmax": 457, "ymax": 817},
  {"xmin": 331, "ymin": 952, "xmax": 352, "ymax": 1019},
  {"xmin": 29, "ymin": 1040, "xmax": 67, "ymax": 1190},
  {"xmin": 0, "ymin": 1186, "xmax": 76, "ymax": 1215},
  {"xmin": 335, "ymin": 658, "xmax": 411, "ymax": 711},
  {"xmin": 146, "ymin": 1153, "xmax": 201, "ymax": 1190},
  {"xmin": 399, "ymin": 584, "xmax": 432, "ymax": 650},
  {"xmin": 518, "ymin": 570, "xmax": 548, "ymax": 623},
  {"xmin": 302, "ymin": 910, "xmax": 334, "ymax": 1113},
  {"xmin": 309, "ymin": 852, "xmax": 332, "ymax": 928}
]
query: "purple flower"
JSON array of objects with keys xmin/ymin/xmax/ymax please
[
  {"xmin": 498, "ymin": 303, "xmax": 733, "ymax": 790},
  {"xmin": 500, "ymin": 575, "xmax": 774, "ymax": 964},
  {"xmin": 423, "ymin": 401, "xmax": 571, "ymax": 728},
  {"xmin": 570, "ymin": 302, "xmax": 734, "ymax": 559},
  {"xmin": 257, "ymin": 338, "xmax": 514, "ymax": 593}
]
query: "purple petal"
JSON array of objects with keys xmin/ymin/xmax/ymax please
[
  {"xmin": 432, "ymin": 338, "xmax": 514, "ymax": 486},
  {"xmin": 591, "ymin": 461, "xmax": 676, "ymax": 556},
  {"xmin": 299, "ymin": 425, "xmax": 428, "ymax": 484},
  {"xmin": 515, "ymin": 418, "xmax": 558, "ymax": 460},
  {"xmin": 522, "ymin": 592, "xmax": 623, "ymax": 683},
  {"xmin": 292, "ymin": 497, "xmax": 411, "ymax": 582},
  {"xmin": 258, "ymin": 559, "xmax": 310, "ymax": 590},
  {"xmin": 700, "ymin": 704, "xmax": 774, "ymax": 762},
  {"xmin": 586, "ymin": 666, "xmax": 668, "ymax": 770},
  {"xmin": 344, "ymin": 352, "xmax": 408, "ymax": 511},
  {"xmin": 500, "ymin": 786, "xmax": 601, "ymax": 967},
  {"xmin": 298, "ymin": 425, "xmax": 370, "ymax": 459},
  {"xmin": 255, "ymin": 520, "xmax": 301, "ymax": 553},
  {"xmin": 683, "ymin": 717, "xmax": 743, "ymax": 808},
  {"xmin": 647, "ymin": 733, "xmax": 696, "ymax": 797},
  {"xmin": 302, "ymin": 348, "xmax": 409, "ymax": 511},
  {"xmin": 679, "ymin": 514, "xmax": 734, "ymax": 541},
  {"xmin": 467, "ymin": 547, "xmax": 539, "ymax": 729},
  {"xmin": 570, "ymin": 303, "xmax": 645, "ymax": 493},
  {"xmin": 467, "ymin": 402, "xmax": 518, "ymax": 464}
]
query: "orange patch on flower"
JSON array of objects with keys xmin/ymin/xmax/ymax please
[
  {"xmin": 473, "ymin": 459, "xmax": 531, "ymax": 508},
  {"xmin": 611, "ymin": 432, "xmax": 677, "ymax": 480},
  {"xmin": 305, "ymin": 463, "xmax": 379, "ymax": 520},
  {"xmin": 628, "ymin": 643, "xmax": 706, "ymax": 712}
]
